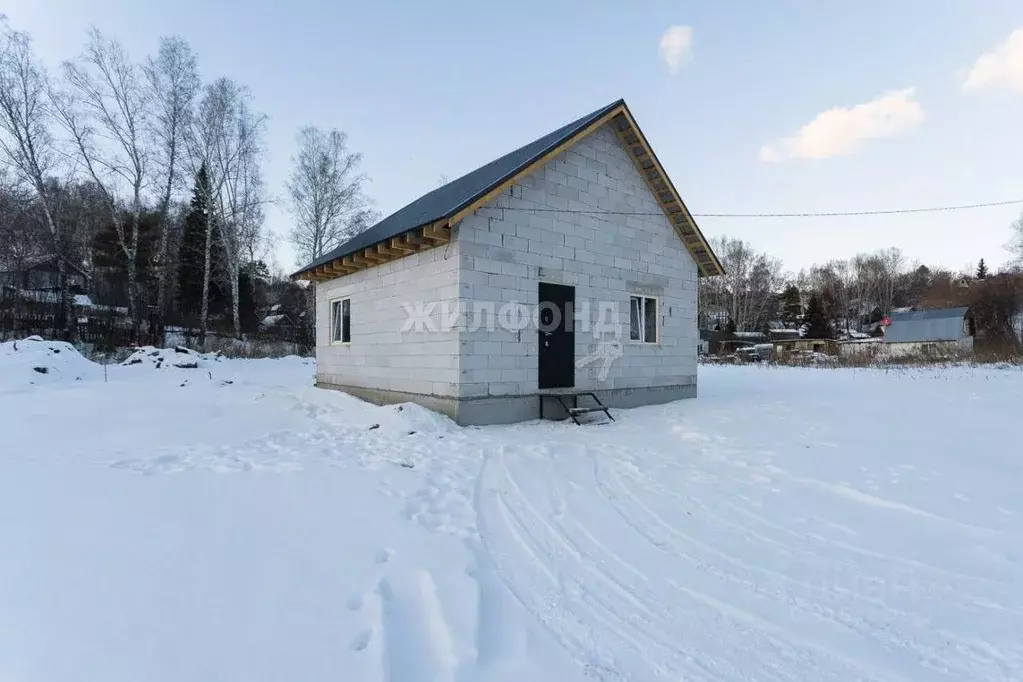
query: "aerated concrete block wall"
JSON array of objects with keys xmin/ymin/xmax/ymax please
[
  {"xmin": 455, "ymin": 123, "xmax": 699, "ymax": 400},
  {"xmin": 315, "ymin": 241, "xmax": 462, "ymax": 406}
]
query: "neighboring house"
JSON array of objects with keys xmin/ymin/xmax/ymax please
[
  {"xmin": 259, "ymin": 313, "xmax": 295, "ymax": 331},
  {"xmin": 883, "ymin": 306, "xmax": 975, "ymax": 358},
  {"xmin": 293, "ymin": 99, "xmax": 724, "ymax": 425},
  {"xmin": 699, "ymin": 329, "xmax": 733, "ymax": 356},
  {"xmin": 0, "ymin": 254, "xmax": 89, "ymax": 297}
]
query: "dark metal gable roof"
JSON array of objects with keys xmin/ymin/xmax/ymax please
[{"xmin": 295, "ymin": 100, "xmax": 625, "ymax": 276}]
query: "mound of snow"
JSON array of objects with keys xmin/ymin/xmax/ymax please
[
  {"xmin": 381, "ymin": 402, "xmax": 457, "ymax": 434},
  {"xmin": 121, "ymin": 345, "xmax": 224, "ymax": 370},
  {"xmin": 0, "ymin": 336, "xmax": 99, "ymax": 388}
]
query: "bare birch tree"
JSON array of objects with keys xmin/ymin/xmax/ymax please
[
  {"xmin": 287, "ymin": 126, "xmax": 374, "ymax": 265},
  {"xmin": 144, "ymin": 35, "xmax": 198, "ymax": 323},
  {"xmin": 217, "ymin": 99, "xmax": 265, "ymax": 339},
  {"xmin": 699, "ymin": 236, "xmax": 783, "ymax": 331},
  {"xmin": 0, "ymin": 19, "xmax": 76, "ymax": 337},
  {"xmin": 186, "ymin": 78, "xmax": 267, "ymax": 341},
  {"xmin": 875, "ymin": 247, "xmax": 905, "ymax": 315},
  {"xmin": 55, "ymin": 29, "xmax": 151, "ymax": 338},
  {"xmin": 1009, "ymin": 212, "xmax": 1023, "ymax": 264},
  {"xmin": 0, "ymin": 171, "xmax": 45, "ymax": 290},
  {"xmin": 184, "ymin": 84, "xmax": 224, "ymax": 345},
  {"xmin": 849, "ymin": 254, "xmax": 879, "ymax": 321},
  {"xmin": 808, "ymin": 260, "xmax": 853, "ymax": 333}
]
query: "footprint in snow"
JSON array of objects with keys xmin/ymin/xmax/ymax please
[
  {"xmin": 349, "ymin": 628, "xmax": 372, "ymax": 651},
  {"xmin": 375, "ymin": 548, "xmax": 394, "ymax": 564}
]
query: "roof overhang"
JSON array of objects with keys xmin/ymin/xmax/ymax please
[
  {"xmin": 607, "ymin": 105, "xmax": 724, "ymax": 277},
  {"xmin": 293, "ymin": 101, "xmax": 724, "ymax": 283}
]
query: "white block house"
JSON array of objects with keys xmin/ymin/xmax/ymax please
[{"xmin": 293, "ymin": 99, "xmax": 723, "ymax": 425}]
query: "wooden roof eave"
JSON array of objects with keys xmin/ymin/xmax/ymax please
[
  {"xmin": 609, "ymin": 106, "xmax": 725, "ymax": 278},
  {"xmin": 292, "ymin": 221, "xmax": 452, "ymax": 284}
]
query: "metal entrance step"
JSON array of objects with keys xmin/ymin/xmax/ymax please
[{"xmin": 539, "ymin": 391, "xmax": 615, "ymax": 425}]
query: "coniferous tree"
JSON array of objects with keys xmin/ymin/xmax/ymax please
[
  {"xmin": 236, "ymin": 261, "xmax": 272, "ymax": 334},
  {"xmin": 177, "ymin": 168, "xmax": 208, "ymax": 316},
  {"xmin": 976, "ymin": 258, "xmax": 988, "ymax": 280},
  {"xmin": 177, "ymin": 166, "xmax": 228, "ymax": 319},
  {"xmin": 820, "ymin": 287, "xmax": 840, "ymax": 332},
  {"xmin": 804, "ymin": 294, "xmax": 834, "ymax": 339},
  {"xmin": 781, "ymin": 284, "xmax": 803, "ymax": 327},
  {"xmin": 238, "ymin": 269, "xmax": 256, "ymax": 334}
]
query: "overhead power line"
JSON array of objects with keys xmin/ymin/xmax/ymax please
[{"xmin": 492, "ymin": 198, "xmax": 1023, "ymax": 219}]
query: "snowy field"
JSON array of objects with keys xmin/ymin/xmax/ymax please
[{"xmin": 2, "ymin": 338, "xmax": 1022, "ymax": 682}]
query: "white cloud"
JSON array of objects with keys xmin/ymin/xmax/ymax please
[
  {"xmin": 759, "ymin": 88, "xmax": 924, "ymax": 162},
  {"xmin": 659, "ymin": 26, "xmax": 693, "ymax": 75},
  {"xmin": 962, "ymin": 27, "xmax": 1023, "ymax": 93}
]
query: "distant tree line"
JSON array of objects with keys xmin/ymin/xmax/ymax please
[
  {"xmin": 0, "ymin": 16, "xmax": 376, "ymax": 346},
  {"xmin": 699, "ymin": 228, "xmax": 1023, "ymax": 350}
]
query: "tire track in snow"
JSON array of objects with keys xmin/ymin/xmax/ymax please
[
  {"xmin": 495, "ymin": 492, "xmax": 681, "ymax": 666},
  {"xmin": 591, "ymin": 448, "xmax": 1022, "ymax": 680},
  {"xmin": 474, "ymin": 446, "xmax": 715, "ymax": 682},
  {"xmin": 475, "ymin": 468, "xmax": 623, "ymax": 680},
  {"xmin": 618, "ymin": 454, "xmax": 1023, "ymax": 672},
  {"xmin": 762, "ymin": 464, "xmax": 1002, "ymax": 537},
  {"xmin": 625, "ymin": 460, "xmax": 1009, "ymax": 606},
  {"xmin": 589, "ymin": 451, "xmax": 953, "ymax": 682},
  {"xmin": 483, "ymin": 445, "xmax": 892, "ymax": 681}
]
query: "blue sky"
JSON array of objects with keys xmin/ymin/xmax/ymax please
[{"xmin": 7, "ymin": 1, "xmax": 1023, "ymax": 274}]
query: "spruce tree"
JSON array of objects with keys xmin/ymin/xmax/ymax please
[
  {"xmin": 207, "ymin": 215, "xmax": 230, "ymax": 316},
  {"xmin": 238, "ymin": 260, "xmax": 269, "ymax": 334},
  {"xmin": 781, "ymin": 284, "xmax": 803, "ymax": 327},
  {"xmin": 176, "ymin": 166, "xmax": 230, "ymax": 320},
  {"xmin": 177, "ymin": 166, "xmax": 211, "ymax": 317},
  {"xmin": 804, "ymin": 294, "xmax": 833, "ymax": 339},
  {"xmin": 976, "ymin": 258, "xmax": 988, "ymax": 280}
]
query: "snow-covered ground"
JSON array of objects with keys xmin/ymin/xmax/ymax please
[{"xmin": 2, "ymin": 339, "xmax": 1022, "ymax": 681}]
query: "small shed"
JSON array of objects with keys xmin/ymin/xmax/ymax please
[
  {"xmin": 837, "ymin": 337, "xmax": 884, "ymax": 360},
  {"xmin": 768, "ymin": 329, "xmax": 802, "ymax": 342},
  {"xmin": 883, "ymin": 307, "xmax": 974, "ymax": 358},
  {"xmin": 771, "ymin": 338, "xmax": 838, "ymax": 358}
]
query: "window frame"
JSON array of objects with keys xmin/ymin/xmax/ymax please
[
  {"xmin": 329, "ymin": 297, "xmax": 351, "ymax": 345},
  {"xmin": 629, "ymin": 294, "xmax": 659, "ymax": 345}
]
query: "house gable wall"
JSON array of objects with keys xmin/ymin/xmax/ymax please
[{"xmin": 455, "ymin": 123, "xmax": 699, "ymax": 399}]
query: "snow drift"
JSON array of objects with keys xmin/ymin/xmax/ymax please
[
  {"xmin": 121, "ymin": 345, "xmax": 223, "ymax": 370},
  {"xmin": 0, "ymin": 335, "xmax": 100, "ymax": 389}
]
